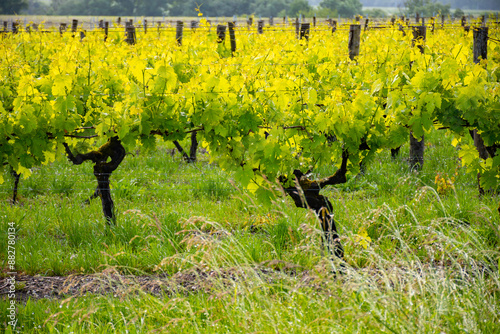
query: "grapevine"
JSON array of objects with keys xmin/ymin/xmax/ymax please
[{"xmin": 1, "ymin": 17, "xmax": 499, "ymax": 252}]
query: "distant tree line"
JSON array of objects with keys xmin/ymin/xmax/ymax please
[
  {"xmin": 361, "ymin": 0, "xmax": 500, "ymax": 11},
  {"xmin": 3, "ymin": 0, "xmax": 497, "ymax": 18},
  {"xmin": 3, "ymin": 0, "xmax": 363, "ymax": 18}
]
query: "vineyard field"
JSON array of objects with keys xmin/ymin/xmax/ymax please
[{"xmin": 1, "ymin": 16, "xmax": 500, "ymax": 333}]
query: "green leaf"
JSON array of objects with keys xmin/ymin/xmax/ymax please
[{"xmin": 52, "ymin": 74, "xmax": 73, "ymax": 96}]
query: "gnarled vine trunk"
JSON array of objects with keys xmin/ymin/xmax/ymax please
[
  {"xmin": 281, "ymin": 151, "xmax": 349, "ymax": 260},
  {"xmin": 173, "ymin": 132, "xmax": 198, "ymax": 163},
  {"xmin": 64, "ymin": 136, "xmax": 126, "ymax": 224}
]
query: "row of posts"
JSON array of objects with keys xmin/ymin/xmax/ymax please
[
  {"xmin": 2, "ymin": 17, "xmax": 491, "ymax": 51},
  {"xmin": 4, "ymin": 14, "xmax": 495, "ymax": 35}
]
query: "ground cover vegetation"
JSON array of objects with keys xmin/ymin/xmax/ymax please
[{"xmin": 0, "ymin": 15, "xmax": 499, "ymax": 332}]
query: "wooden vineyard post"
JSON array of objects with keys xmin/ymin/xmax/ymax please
[
  {"xmin": 295, "ymin": 17, "xmax": 299, "ymax": 39},
  {"xmin": 144, "ymin": 19, "xmax": 147, "ymax": 34},
  {"xmin": 300, "ymin": 22, "xmax": 310, "ymax": 41},
  {"xmin": 59, "ymin": 23, "xmax": 67, "ymax": 35},
  {"xmin": 125, "ymin": 23, "xmax": 136, "ymax": 45},
  {"xmin": 104, "ymin": 21, "xmax": 109, "ymax": 41},
  {"xmin": 332, "ymin": 20, "xmax": 337, "ymax": 33},
  {"xmin": 364, "ymin": 18, "xmax": 369, "ymax": 30},
  {"xmin": 257, "ymin": 20, "xmax": 264, "ymax": 34},
  {"xmin": 462, "ymin": 16, "xmax": 470, "ymax": 34},
  {"xmin": 216, "ymin": 24, "xmax": 226, "ymax": 43},
  {"xmin": 71, "ymin": 19, "xmax": 85, "ymax": 40},
  {"xmin": 313, "ymin": 15, "xmax": 316, "ymax": 27},
  {"xmin": 472, "ymin": 27, "xmax": 489, "ymax": 160},
  {"xmin": 175, "ymin": 21, "xmax": 183, "ymax": 46},
  {"xmin": 228, "ymin": 21, "xmax": 236, "ymax": 55},
  {"xmin": 348, "ymin": 24, "xmax": 361, "ymax": 60},
  {"xmin": 473, "ymin": 27, "xmax": 488, "ymax": 64},
  {"xmin": 409, "ymin": 25, "xmax": 426, "ymax": 170}
]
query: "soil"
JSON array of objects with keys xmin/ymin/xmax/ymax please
[{"xmin": 0, "ymin": 264, "xmax": 315, "ymax": 302}]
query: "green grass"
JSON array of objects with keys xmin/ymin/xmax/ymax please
[{"xmin": 1, "ymin": 132, "xmax": 499, "ymax": 333}]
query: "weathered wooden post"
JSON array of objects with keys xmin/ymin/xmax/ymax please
[
  {"xmin": 104, "ymin": 21, "xmax": 109, "ymax": 41},
  {"xmin": 313, "ymin": 15, "xmax": 316, "ymax": 27},
  {"xmin": 409, "ymin": 25, "xmax": 426, "ymax": 170},
  {"xmin": 228, "ymin": 21, "xmax": 236, "ymax": 55},
  {"xmin": 472, "ymin": 27, "xmax": 489, "ymax": 163},
  {"xmin": 295, "ymin": 17, "xmax": 299, "ymax": 38},
  {"xmin": 473, "ymin": 27, "xmax": 488, "ymax": 63},
  {"xmin": 125, "ymin": 23, "xmax": 136, "ymax": 45},
  {"xmin": 332, "ymin": 20, "xmax": 337, "ymax": 33},
  {"xmin": 364, "ymin": 18, "xmax": 369, "ymax": 30},
  {"xmin": 117, "ymin": 17, "xmax": 121, "ymax": 25},
  {"xmin": 59, "ymin": 23, "xmax": 67, "ymax": 35},
  {"xmin": 300, "ymin": 22, "xmax": 310, "ymax": 40},
  {"xmin": 257, "ymin": 20, "xmax": 264, "ymax": 34},
  {"xmin": 216, "ymin": 24, "xmax": 226, "ymax": 42},
  {"xmin": 190, "ymin": 20, "xmax": 198, "ymax": 30},
  {"xmin": 71, "ymin": 19, "xmax": 78, "ymax": 33},
  {"xmin": 175, "ymin": 20, "xmax": 183, "ymax": 45},
  {"xmin": 144, "ymin": 19, "xmax": 148, "ymax": 34},
  {"xmin": 99, "ymin": 19, "xmax": 104, "ymax": 28},
  {"xmin": 348, "ymin": 24, "xmax": 361, "ymax": 60}
]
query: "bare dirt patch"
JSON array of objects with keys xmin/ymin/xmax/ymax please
[{"xmin": 0, "ymin": 265, "xmax": 315, "ymax": 301}]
